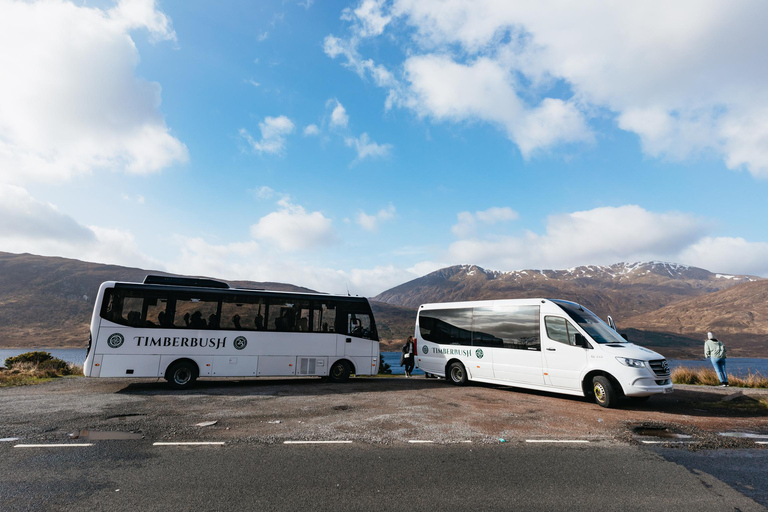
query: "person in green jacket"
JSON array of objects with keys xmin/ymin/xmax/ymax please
[{"xmin": 704, "ymin": 332, "xmax": 728, "ymax": 387}]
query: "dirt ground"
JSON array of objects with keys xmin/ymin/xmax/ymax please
[{"xmin": 1, "ymin": 375, "xmax": 767, "ymax": 449}]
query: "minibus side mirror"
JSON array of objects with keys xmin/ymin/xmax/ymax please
[
  {"xmin": 574, "ymin": 333, "xmax": 590, "ymax": 348},
  {"xmin": 621, "ymin": 333, "xmax": 629, "ymax": 341}
]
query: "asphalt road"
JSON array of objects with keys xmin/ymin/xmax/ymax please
[
  {"xmin": 1, "ymin": 375, "xmax": 768, "ymax": 510},
  {"xmin": 2, "ymin": 442, "xmax": 766, "ymax": 511}
]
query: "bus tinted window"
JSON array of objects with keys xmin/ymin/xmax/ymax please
[
  {"xmin": 100, "ymin": 287, "xmax": 376, "ymax": 338},
  {"xmin": 472, "ymin": 306, "xmax": 540, "ymax": 350},
  {"xmin": 221, "ymin": 296, "xmax": 267, "ymax": 331},
  {"xmin": 174, "ymin": 296, "xmax": 219, "ymax": 329},
  {"xmin": 313, "ymin": 302, "xmax": 336, "ymax": 332},
  {"xmin": 419, "ymin": 309, "xmax": 473, "ymax": 345},
  {"xmin": 419, "ymin": 306, "xmax": 540, "ymax": 349}
]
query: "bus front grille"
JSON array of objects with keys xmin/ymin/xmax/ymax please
[{"xmin": 649, "ymin": 359, "xmax": 670, "ymax": 377}]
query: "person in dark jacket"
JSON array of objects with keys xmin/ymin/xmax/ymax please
[{"xmin": 400, "ymin": 335, "xmax": 415, "ymax": 377}]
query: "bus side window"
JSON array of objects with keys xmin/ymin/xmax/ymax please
[
  {"xmin": 545, "ymin": 316, "xmax": 577, "ymax": 346},
  {"xmin": 347, "ymin": 312, "xmax": 374, "ymax": 338},
  {"xmin": 313, "ymin": 302, "xmax": 336, "ymax": 332}
]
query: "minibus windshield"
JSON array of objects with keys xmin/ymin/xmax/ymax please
[{"xmin": 551, "ymin": 300, "xmax": 627, "ymax": 344}]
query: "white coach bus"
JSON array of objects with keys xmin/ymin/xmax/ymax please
[
  {"xmin": 84, "ymin": 275, "xmax": 379, "ymax": 389},
  {"xmin": 415, "ymin": 298, "xmax": 673, "ymax": 408}
]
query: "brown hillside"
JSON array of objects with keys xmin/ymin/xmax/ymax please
[
  {"xmin": 0, "ymin": 252, "xmax": 313, "ymax": 348},
  {"xmin": 373, "ymin": 262, "xmax": 758, "ymax": 321},
  {"xmin": 623, "ymin": 280, "xmax": 768, "ymax": 336},
  {"xmin": 622, "ymin": 280, "xmax": 768, "ymax": 358}
]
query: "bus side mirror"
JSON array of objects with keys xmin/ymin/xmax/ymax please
[{"xmin": 574, "ymin": 333, "xmax": 589, "ymax": 348}]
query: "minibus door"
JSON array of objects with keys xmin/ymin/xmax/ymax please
[{"xmin": 542, "ymin": 316, "xmax": 589, "ymax": 390}]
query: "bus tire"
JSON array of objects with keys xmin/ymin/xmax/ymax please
[
  {"xmin": 447, "ymin": 361, "xmax": 468, "ymax": 386},
  {"xmin": 328, "ymin": 360, "xmax": 351, "ymax": 383},
  {"xmin": 166, "ymin": 360, "xmax": 198, "ymax": 390},
  {"xmin": 592, "ymin": 376, "xmax": 619, "ymax": 408}
]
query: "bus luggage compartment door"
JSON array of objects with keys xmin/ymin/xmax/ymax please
[
  {"xmin": 99, "ymin": 355, "xmax": 160, "ymax": 378},
  {"xmin": 211, "ymin": 355, "xmax": 258, "ymax": 376}
]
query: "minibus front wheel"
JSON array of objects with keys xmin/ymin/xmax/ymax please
[
  {"xmin": 447, "ymin": 361, "xmax": 468, "ymax": 386},
  {"xmin": 592, "ymin": 376, "xmax": 619, "ymax": 408}
]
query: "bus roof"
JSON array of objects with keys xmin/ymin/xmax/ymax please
[{"xmin": 103, "ymin": 280, "xmax": 371, "ymax": 304}]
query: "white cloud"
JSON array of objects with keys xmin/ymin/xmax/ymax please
[
  {"xmin": 356, "ymin": 204, "xmax": 396, "ymax": 231},
  {"xmin": 240, "ymin": 116, "xmax": 295, "ymax": 155},
  {"xmin": 678, "ymin": 237, "xmax": 768, "ymax": 276},
  {"xmin": 448, "ymin": 205, "xmax": 707, "ymax": 271},
  {"xmin": 341, "ymin": 0, "xmax": 391, "ymax": 38},
  {"xmin": 169, "ymin": 235, "xmax": 429, "ymax": 297},
  {"xmin": 452, "ymin": 207, "xmax": 518, "ymax": 237},
  {"xmin": 328, "ymin": 0, "xmax": 768, "ymax": 175},
  {"xmin": 304, "ymin": 124, "xmax": 321, "ymax": 136},
  {"xmin": 344, "ymin": 133, "xmax": 392, "ymax": 163},
  {"xmin": 252, "ymin": 186, "xmax": 275, "ymax": 200},
  {"xmin": 0, "ymin": 0, "xmax": 187, "ymax": 184},
  {"xmin": 328, "ymin": 99, "xmax": 350, "ymax": 128},
  {"xmin": 250, "ymin": 198, "xmax": 336, "ymax": 251},
  {"xmin": 0, "ymin": 184, "xmax": 159, "ymax": 269}
]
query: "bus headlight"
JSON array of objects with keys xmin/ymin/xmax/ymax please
[{"xmin": 616, "ymin": 357, "xmax": 645, "ymax": 368}]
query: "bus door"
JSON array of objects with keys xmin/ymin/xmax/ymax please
[
  {"xmin": 542, "ymin": 316, "xmax": 589, "ymax": 390},
  {"xmin": 339, "ymin": 312, "xmax": 376, "ymax": 357}
]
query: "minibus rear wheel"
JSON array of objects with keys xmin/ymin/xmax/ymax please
[
  {"xmin": 447, "ymin": 361, "xmax": 468, "ymax": 386},
  {"xmin": 592, "ymin": 376, "xmax": 619, "ymax": 408}
]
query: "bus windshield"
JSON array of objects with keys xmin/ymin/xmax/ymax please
[{"xmin": 552, "ymin": 300, "xmax": 627, "ymax": 344}]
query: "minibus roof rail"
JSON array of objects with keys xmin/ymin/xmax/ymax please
[{"xmin": 143, "ymin": 275, "xmax": 230, "ymax": 289}]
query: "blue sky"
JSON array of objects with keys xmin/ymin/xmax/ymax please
[{"xmin": 2, "ymin": 0, "xmax": 768, "ymax": 296}]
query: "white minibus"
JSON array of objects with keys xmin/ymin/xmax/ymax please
[
  {"xmin": 415, "ymin": 298, "xmax": 673, "ymax": 407},
  {"xmin": 84, "ymin": 275, "xmax": 380, "ymax": 389}
]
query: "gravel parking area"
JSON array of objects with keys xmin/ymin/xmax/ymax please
[{"xmin": 1, "ymin": 376, "xmax": 766, "ymax": 449}]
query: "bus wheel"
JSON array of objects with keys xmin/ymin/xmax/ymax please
[
  {"xmin": 328, "ymin": 360, "xmax": 351, "ymax": 383},
  {"xmin": 447, "ymin": 362, "xmax": 468, "ymax": 386},
  {"xmin": 592, "ymin": 376, "xmax": 619, "ymax": 408},
  {"xmin": 167, "ymin": 361, "xmax": 198, "ymax": 390}
]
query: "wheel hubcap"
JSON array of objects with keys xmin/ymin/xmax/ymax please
[
  {"xmin": 174, "ymin": 369, "xmax": 191, "ymax": 385},
  {"xmin": 594, "ymin": 383, "xmax": 606, "ymax": 402}
]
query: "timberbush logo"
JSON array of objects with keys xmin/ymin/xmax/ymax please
[
  {"xmin": 233, "ymin": 336, "xmax": 248, "ymax": 350},
  {"xmin": 422, "ymin": 345, "xmax": 428, "ymax": 355},
  {"xmin": 107, "ymin": 333, "xmax": 124, "ymax": 349},
  {"xmin": 475, "ymin": 349, "xmax": 484, "ymax": 359}
]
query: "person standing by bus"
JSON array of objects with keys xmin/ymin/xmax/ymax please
[
  {"xmin": 401, "ymin": 336, "xmax": 415, "ymax": 377},
  {"xmin": 704, "ymin": 332, "xmax": 728, "ymax": 387}
]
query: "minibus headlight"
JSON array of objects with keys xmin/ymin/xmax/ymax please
[{"xmin": 616, "ymin": 357, "xmax": 645, "ymax": 368}]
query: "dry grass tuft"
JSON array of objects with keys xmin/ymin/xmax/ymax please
[
  {"xmin": 0, "ymin": 353, "xmax": 83, "ymax": 387},
  {"xmin": 672, "ymin": 366, "xmax": 768, "ymax": 388}
]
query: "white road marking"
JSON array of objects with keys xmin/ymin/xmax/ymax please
[
  {"xmin": 283, "ymin": 440, "xmax": 353, "ymax": 444},
  {"xmin": 1, "ymin": 438, "xmax": 20, "ymax": 442},
  {"xmin": 525, "ymin": 440, "xmax": 590, "ymax": 444},
  {"xmin": 14, "ymin": 443, "xmax": 93, "ymax": 448},
  {"xmin": 153, "ymin": 442, "xmax": 225, "ymax": 446},
  {"xmin": 640, "ymin": 440, "xmax": 694, "ymax": 445}
]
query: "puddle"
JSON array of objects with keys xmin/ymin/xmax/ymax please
[
  {"xmin": 71, "ymin": 430, "xmax": 144, "ymax": 440},
  {"xmin": 719, "ymin": 432, "xmax": 768, "ymax": 439},
  {"xmin": 105, "ymin": 413, "xmax": 147, "ymax": 421},
  {"xmin": 634, "ymin": 427, "xmax": 693, "ymax": 439}
]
